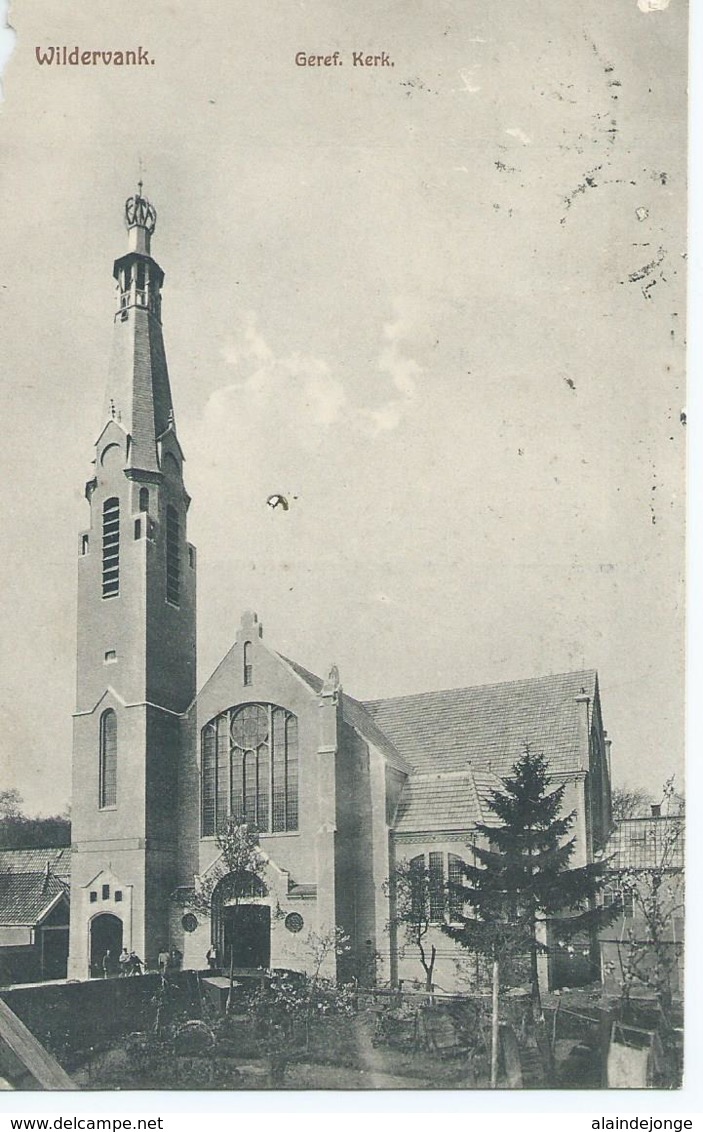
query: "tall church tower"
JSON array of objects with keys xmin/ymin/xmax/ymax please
[{"xmin": 68, "ymin": 189, "xmax": 196, "ymax": 979}]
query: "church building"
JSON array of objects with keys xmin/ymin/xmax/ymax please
[{"xmin": 66, "ymin": 191, "xmax": 613, "ymax": 990}]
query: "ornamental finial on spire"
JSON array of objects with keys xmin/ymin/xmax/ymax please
[
  {"xmin": 124, "ymin": 184, "xmax": 157, "ymax": 255},
  {"xmin": 125, "ymin": 188, "xmax": 157, "ymax": 236}
]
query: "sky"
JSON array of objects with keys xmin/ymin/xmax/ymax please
[{"xmin": 0, "ymin": 0, "xmax": 688, "ymax": 815}]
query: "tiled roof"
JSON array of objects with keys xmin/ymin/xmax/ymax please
[
  {"xmin": 0, "ymin": 848, "xmax": 71, "ymax": 882},
  {"xmin": 473, "ymin": 770, "xmax": 508, "ymax": 825},
  {"xmin": 0, "ymin": 872, "xmax": 68, "ymax": 927},
  {"xmin": 277, "ymin": 654, "xmax": 324, "ymax": 694},
  {"xmin": 605, "ymin": 816, "xmax": 684, "ymax": 871},
  {"xmin": 341, "ymin": 695, "xmax": 412, "ymax": 774},
  {"xmin": 363, "ymin": 669, "xmax": 597, "ymax": 778},
  {"xmin": 394, "ymin": 770, "xmax": 506, "ymax": 833},
  {"xmin": 277, "ymin": 655, "xmax": 598, "ymax": 835},
  {"xmin": 277, "ymin": 653, "xmax": 411, "ymax": 773}
]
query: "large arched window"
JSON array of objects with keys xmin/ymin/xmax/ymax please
[
  {"xmin": 408, "ymin": 851, "xmax": 467, "ymax": 923},
  {"xmin": 201, "ymin": 703, "xmax": 299, "ymax": 836},
  {"xmin": 99, "ymin": 709, "xmax": 117, "ymax": 809},
  {"xmin": 102, "ymin": 498, "xmax": 120, "ymax": 598}
]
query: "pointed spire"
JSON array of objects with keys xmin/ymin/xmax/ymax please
[{"xmin": 101, "ymin": 189, "xmax": 178, "ymax": 474}]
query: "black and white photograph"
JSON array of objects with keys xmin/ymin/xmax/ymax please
[{"xmin": 0, "ymin": 0, "xmax": 689, "ymax": 1099}]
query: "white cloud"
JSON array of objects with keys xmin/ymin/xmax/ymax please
[
  {"xmin": 379, "ymin": 316, "xmax": 421, "ymax": 400},
  {"xmin": 506, "ymin": 127, "xmax": 532, "ymax": 145},
  {"xmin": 303, "ymin": 368, "xmax": 347, "ymax": 427},
  {"xmin": 364, "ymin": 401, "xmax": 404, "ymax": 433},
  {"xmin": 201, "ymin": 308, "xmax": 423, "ymax": 457},
  {"xmin": 458, "ymin": 67, "xmax": 481, "ymax": 94}
]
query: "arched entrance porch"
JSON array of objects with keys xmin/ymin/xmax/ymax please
[
  {"xmin": 89, "ymin": 912, "xmax": 123, "ymax": 978},
  {"xmin": 211, "ymin": 873, "xmax": 270, "ymax": 969}
]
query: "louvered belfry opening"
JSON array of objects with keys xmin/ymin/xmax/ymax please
[{"xmin": 102, "ymin": 498, "xmax": 120, "ymax": 598}]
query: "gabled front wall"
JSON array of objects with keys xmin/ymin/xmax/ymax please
[{"xmin": 175, "ymin": 623, "xmax": 342, "ymax": 976}]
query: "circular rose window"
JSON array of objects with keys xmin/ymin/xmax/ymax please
[
  {"xmin": 285, "ymin": 912, "xmax": 304, "ymax": 934},
  {"xmin": 231, "ymin": 704, "xmax": 269, "ymax": 749},
  {"xmin": 181, "ymin": 913, "xmax": 198, "ymax": 933}
]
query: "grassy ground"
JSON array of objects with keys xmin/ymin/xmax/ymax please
[
  {"xmin": 70, "ymin": 1006, "xmax": 542, "ymax": 1090},
  {"xmin": 71, "ymin": 1005, "xmax": 485, "ymax": 1090},
  {"xmin": 67, "ymin": 985, "xmax": 683, "ymax": 1091}
]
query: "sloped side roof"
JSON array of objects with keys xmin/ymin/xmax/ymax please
[
  {"xmin": 341, "ymin": 694, "xmax": 412, "ymax": 774},
  {"xmin": 363, "ymin": 669, "xmax": 597, "ymax": 778},
  {"xmin": 605, "ymin": 816, "xmax": 684, "ymax": 871},
  {"xmin": 247, "ymin": 653, "xmax": 599, "ymax": 835},
  {"xmin": 0, "ymin": 873, "xmax": 68, "ymax": 927},
  {"xmin": 276, "ymin": 654, "xmax": 324, "ymax": 694},
  {"xmin": 276, "ymin": 654, "xmax": 411, "ymax": 774},
  {"xmin": 394, "ymin": 769, "xmax": 506, "ymax": 833},
  {"xmin": 0, "ymin": 848, "xmax": 71, "ymax": 882}
]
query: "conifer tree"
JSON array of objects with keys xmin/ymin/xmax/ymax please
[{"xmin": 442, "ymin": 744, "xmax": 616, "ymax": 1019}]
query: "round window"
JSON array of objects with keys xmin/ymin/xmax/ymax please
[
  {"xmin": 231, "ymin": 704, "xmax": 269, "ymax": 749},
  {"xmin": 182, "ymin": 913, "xmax": 198, "ymax": 933},
  {"xmin": 285, "ymin": 912, "xmax": 304, "ymax": 934}
]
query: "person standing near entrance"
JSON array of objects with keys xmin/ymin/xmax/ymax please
[
  {"xmin": 102, "ymin": 949, "xmax": 117, "ymax": 978},
  {"xmin": 128, "ymin": 951, "xmax": 143, "ymax": 976},
  {"xmin": 119, "ymin": 948, "xmax": 130, "ymax": 976},
  {"xmin": 206, "ymin": 944, "xmax": 218, "ymax": 971}
]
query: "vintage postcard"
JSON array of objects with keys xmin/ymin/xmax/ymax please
[{"xmin": 0, "ymin": 0, "xmax": 688, "ymax": 1099}]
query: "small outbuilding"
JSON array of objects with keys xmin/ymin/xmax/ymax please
[{"xmin": 0, "ymin": 850, "xmax": 71, "ymax": 986}]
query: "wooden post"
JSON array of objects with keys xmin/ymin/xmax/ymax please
[
  {"xmin": 0, "ymin": 997, "xmax": 77, "ymax": 1089},
  {"xmin": 491, "ymin": 956, "xmax": 500, "ymax": 1089}
]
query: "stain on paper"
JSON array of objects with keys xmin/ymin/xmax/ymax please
[
  {"xmin": 0, "ymin": 0, "xmax": 16, "ymax": 100},
  {"xmin": 637, "ymin": 0, "xmax": 671, "ymax": 12}
]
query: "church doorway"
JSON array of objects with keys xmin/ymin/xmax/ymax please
[
  {"xmin": 89, "ymin": 913, "xmax": 123, "ymax": 978},
  {"xmin": 222, "ymin": 905, "xmax": 270, "ymax": 969},
  {"xmin": 211, "ymin": 871, "xmax": 270, "ymax": 970}
]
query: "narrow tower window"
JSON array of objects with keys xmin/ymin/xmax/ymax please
[
  {"xmin": 102, "ymin": 498, "xmax": 120, "ymax": 598},
  {"xmin": 166, "ymin": 504, "xmax": 180, "ymax": 605},
  {"xmin": 243, "ymin": 641, "xmax": 253, "ymax": 686},
  {"xmin": 99, "ymin": 709, "xmax": 117, "ymax": 809},
  {"xmin": 139, "ymin": 487, "xmax": 149, "ymax": 512}
]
